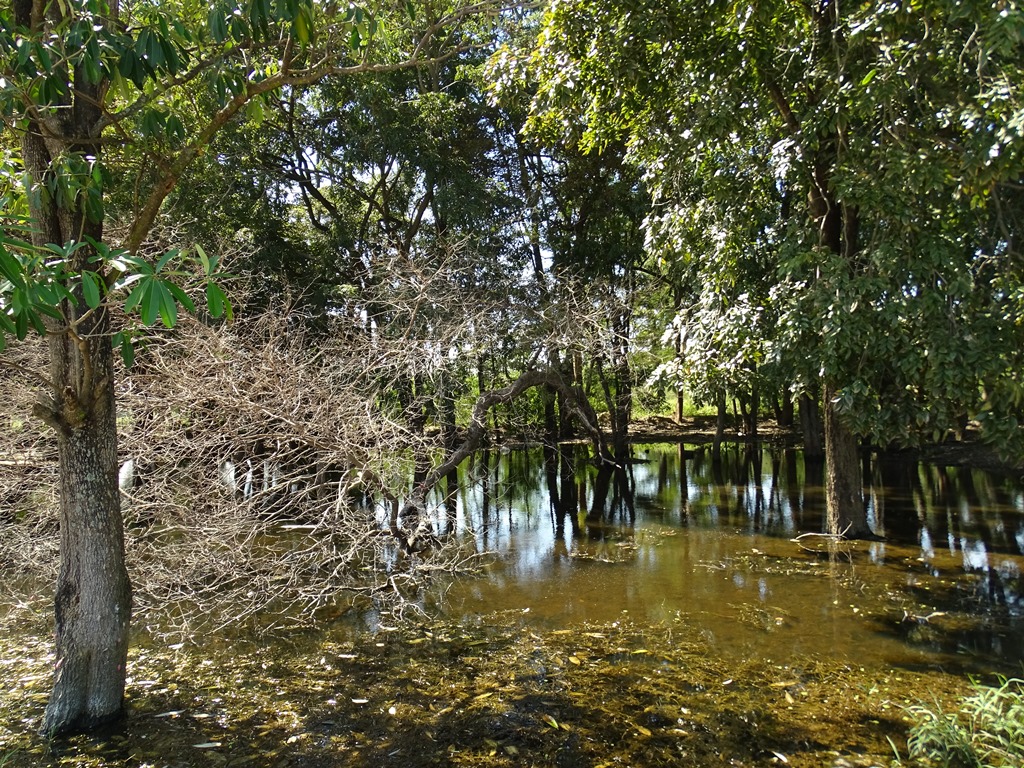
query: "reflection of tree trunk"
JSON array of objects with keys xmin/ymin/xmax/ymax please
[
  {"xmin": 677, "ymin": 444, "xmax": 689, "ymax": 522},
  {"xmin": 618, "ymin": 465, "xmax": 636, "ymax": 524},
  {"xmin": 823, "ymin": 388, "xmax": 872, "ymax": 538},
  {"xmin": 876, "ymin": 456, "xmax": 920, "ymax": 540},
  {"xmin": 398, "ymin": 368, "xmax": 608, "ymax": 550},
  {"xmin": 443, "ymin": 468, "xmax": 458, "ymax": 533},
  {"xmin": 784, "ymin": 449, "xmax": 802, "ymax": 522},
  {"xmin": 561, "ymin": 449, "xmax": 580, "ymax": 537},
  {"xmin": 480, "ymin": 449, "xmax": 493, "ymax": 520},
  {"xmin": 588, "ymin": 465, "xmax": 614, "ymax": 532}
]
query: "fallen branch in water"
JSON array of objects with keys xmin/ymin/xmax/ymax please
[{"xmin": 395, "ymin": 366, "xmax": 611, "ymax": 551}]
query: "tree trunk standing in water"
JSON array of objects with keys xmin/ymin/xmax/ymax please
[
  {"xmin": 41, "ymin": 349, "xmax": 130, "ymax": 735},
  {"xmin": 822, "ymin": 386, "xmax": 870, "ymax": 537}
]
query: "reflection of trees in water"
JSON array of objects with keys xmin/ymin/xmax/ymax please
[
  {"xmin": 448, "ymin": 444, "xmax": 1024, "ymax": 615},
  {"xmin": 677, "ymin": 444, "xmax": 804, "ymax": 534}
]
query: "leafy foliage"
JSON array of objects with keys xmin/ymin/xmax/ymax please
[
  {"xmin": 903, "ymin": 677, "xmax": 1024, "ymax": 768},
  {"xmin": 521, "ymin": 0, "xmax": 1024, "ymax": 452}
]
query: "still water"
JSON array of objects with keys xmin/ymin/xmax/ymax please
[{"xmin": 408, "ymin": 443, "xmax": 1024, "ymax": 674}]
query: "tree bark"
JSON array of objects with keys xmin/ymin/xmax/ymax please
[
  {"xmin": 16, "ymin": 0, "xmax": 132, "ymax": 734},
  {"xmin": 713, "ymin": 390, "xmax": 728, "ymax": 454},
  {"xmin": 41, "ymin": 325, "xmax": 131, "ymax": 735},
  {"xmin": 799, "ymin": 392, "xmax": 824, "ymax": 458},
  {"xmin": 823, "ymin": 387, "xmax": 872, "ymax": 538}
]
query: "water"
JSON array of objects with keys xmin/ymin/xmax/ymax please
[
  {"xmin": 5, "ymin": 442, "xmax": 1023, "ymax": 766},
  {"xmin": 415, "ymin": 443, "xmax": 1024, "ymax": 673}
]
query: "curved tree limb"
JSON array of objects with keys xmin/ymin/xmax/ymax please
[{"xmin": 396, "ymin": 366, "xmax": 611, "ymax": 551}]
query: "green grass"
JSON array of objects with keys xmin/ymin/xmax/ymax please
[{"xmin": 898, "ymin": 677, "xmax": 1024, "ymax": 767}]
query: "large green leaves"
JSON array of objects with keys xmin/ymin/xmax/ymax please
[{"xmin": 0, "ymin": 230, "xmax": 233, "ymax": 364}]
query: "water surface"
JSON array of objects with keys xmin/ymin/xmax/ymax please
[{"xmin": 416, "ymin": 443, "xmax": 1024, "ymax": 674}]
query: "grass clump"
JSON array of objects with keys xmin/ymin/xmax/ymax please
[{"xmin": 903, "ymin": 677, "xmax": 1024, "ymax": 767}]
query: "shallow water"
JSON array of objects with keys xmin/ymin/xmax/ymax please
[
  {"xmin": 4, "ymin": 442, "xmax": 1023, "ymax": 767},
  {"xmin": 415, "ymin": 443, "xmax": 1024, "ymax": 674}
]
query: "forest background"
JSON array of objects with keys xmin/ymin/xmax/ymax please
[{"xmin": 0, "ymin": 0, "xmax": 1022, "ymax": 743}]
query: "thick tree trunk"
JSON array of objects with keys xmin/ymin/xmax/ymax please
[
  {"xmin": 43, "ymin": 354, "xmax": 131, "ymax": 734},
  {"xmin": 37, "ymin": 308, "xmax": 131, "ymax": 736},
  {"xmin": 15, "ymin": 0, "xmax": 132, "ymax": 724},
  {"xmin": 823, "ymin": 387, "xmax": 872, "ymax": 539}
]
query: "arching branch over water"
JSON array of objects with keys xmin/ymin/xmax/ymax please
[{"xmin": 395, "ymin": 367, "xmax": 611, "ymax": 549}]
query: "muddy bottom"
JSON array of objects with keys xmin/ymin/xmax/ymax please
[{"xmin": 0, "ymin": 615, "xmax": 970, "ymax": 768}]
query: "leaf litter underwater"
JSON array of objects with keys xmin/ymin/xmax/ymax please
[{"xmin": 0, "ymin": 613, "xmax": 974, "ymax": 768}]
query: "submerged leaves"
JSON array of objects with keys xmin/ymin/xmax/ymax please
[{"xmin": 0, "ymin": 617, "xmax": 971, "ymax": 768}]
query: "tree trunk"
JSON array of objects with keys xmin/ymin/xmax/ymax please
[
  {"xmin": 15, "ymin": 0, "xmax": 132, "ymax": 729},
  {"xmin": 713, "ymin": 390, "xmax": 728, "ymax": 453},
  {"xmin": 823, "ymin": 387, "xmax": 872, "ymax": 538},
  {"xmin": 779, "ymin": 394, "xmax": 794, "ymax": 428},
  {"xmin": 799, "ymin": 393, "xmax": 824, "ymax": 458},
  {"xmin": 42, "ymin": 330, "xmax": 131, "ymax": 734}
]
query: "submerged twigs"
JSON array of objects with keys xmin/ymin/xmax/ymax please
[{"xmin": 791, "ymin": 528, "xmax": 853, "ymax": 554}]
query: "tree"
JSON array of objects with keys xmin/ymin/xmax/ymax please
[
  {"xmin": 0, "ymin": 0, "xmax": 504, "ymax": 735},
  {"xmin": 520, "ymin": 0, "xmax": 1024, "ymax": 536}
]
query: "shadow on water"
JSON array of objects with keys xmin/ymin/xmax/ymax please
[{"xmin": 420, "ymin": 442, "xmax": 1024, "ymax": 676}]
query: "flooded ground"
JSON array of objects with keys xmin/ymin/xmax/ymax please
[
  {"xmin": 1, "ymin": 443, "xmax": 1022, "ymax": 767},
  {"xmin": 421, "ymin": 444, "xmax": 1024, "ymax": 675}
]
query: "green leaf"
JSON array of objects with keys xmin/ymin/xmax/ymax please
[
  {"xmin": 125, "ymin": 278, "xmax": 150, "ymax": 316},
  {"xmin": 166, "ymin": 281, "xmax": 197, "ymax": 315},
  {"xmin": 81, "ymin": 270, "xmax": 101, "ymax": 308},
  {"xmin": 0, "ymin": 247, "xmax": 22, "ymax": 283},
  {"xmin": 140, "ymin": 282, "xmax": 160, "ymax": 326},
  {"xmin": 293, "ymin": 5, "xmax": 311, "ymax": 43},
  {"xmin": 115, "ymin": 331, "xmax": 135, "ymax": 368},
  {"xmin": 206, "ymin": 281, "xmax": 228, "ymax": 319},
  {"xmin": 209, "ymin": 7, "xmax": 228, "ymax": 42},
  {"xmin": 154, "ymin": 280, "xmax": 178, "ymax": 327},
  {"xmin": 167, "ymin": 113, "xmax": 186, "ymax": 141},
  {"xmin": 154, "ymin": 248, "xmax": 179, "ymax": 273},
  {"xmin": 195, "ymin": 242, "xmax": 212, "ymax": 275}
]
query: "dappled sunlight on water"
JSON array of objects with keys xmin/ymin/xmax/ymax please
[{"xmin": 3, "ymin": 442, "xmax": 1023, "ymax": 767}]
